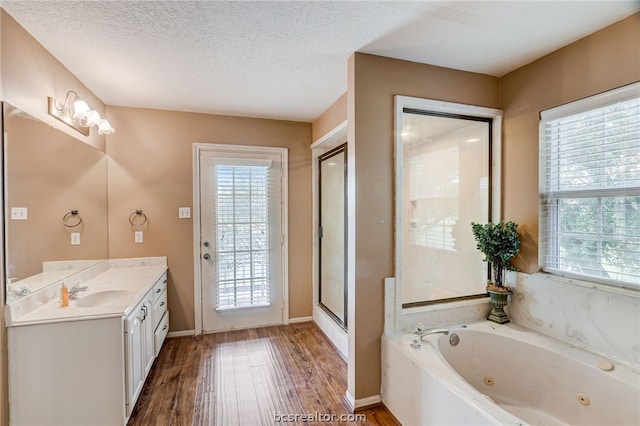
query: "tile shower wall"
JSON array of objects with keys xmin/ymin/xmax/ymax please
[{"xmin": 508, "ymin": 273, "xmax": 640, "ymax": 368}]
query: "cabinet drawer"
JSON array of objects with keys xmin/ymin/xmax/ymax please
[
  {"xmin": 151, "ymin": 273, "xmax": 167, "ymax": 302},
  {"xmin": 154, "ymin": 311, "xmax": 169, "ymax": 357},
  {"xmin": 152, "ymin": 288, "xmax": 167, "ymax": 330}
]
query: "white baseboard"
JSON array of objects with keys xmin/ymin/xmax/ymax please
[
  {"xmin": 167, "ymin": 330, "xmax": 195, "ymax": 338},
  {"xmin": 289, "ymin": 316, "xmax": 313, "ymax": 324},
  {"xmin": 313, "ymin": 306, "xmax": 347, "ymax": 359},
  {"xmin": 344, "ymin": 390, "xmax": 381, "ymax": 411}
]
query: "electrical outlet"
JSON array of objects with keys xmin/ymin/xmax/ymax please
[
  {"xmin": 71, "ymin": 233, "xmax": 80, "ymax": 245},
  {"xmin": 135, "ymin": 231, "xmax": 144, "ymax": 243},
  {"xmin": 11, "ymin": 207, "xmax": 28, "ymax": 220},
  {"xmin": 178, "ymin": 207, "xmax": 191, "ymax": 219}
]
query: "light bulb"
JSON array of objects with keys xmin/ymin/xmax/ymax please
[
  {"xmin": 72, "ymin": 98, "xmax": 90, "ymax": 120},
  {"xmin": 83, "ymin": 110, "xmax": 102, "ymax": 127},
  {"xmin": 97, "ymin": 119, "xmax": 115, "ymax": 135}
]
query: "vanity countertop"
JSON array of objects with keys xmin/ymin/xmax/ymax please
[
  {"xmin": 8, "ymin": 271, "xmax": 75, "ymax": 296},
  {"xmin": 7, "ymin": 259, "xmax": 106, "ymax": 302},
  {"xmin": 6, "ymin": 257, "xmax": 167, "ymax": 327}
]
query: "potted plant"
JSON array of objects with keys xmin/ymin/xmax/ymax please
[{"xmin": 471, "ymin": 220, "xmax": 521, "ymax": 324}]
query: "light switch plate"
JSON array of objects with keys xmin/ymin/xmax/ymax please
[
  {"xmin": 71, "ymin": 233, "xmax": 80, "ymax": 245},
  {"xmin": 178, "ymin": 207, "xmax": 191, "ymax": 219},
  {"xmin": 11, "ymin": 207, "xmax": 28, "ymax": 220},
  {"xmin": 135, "ymin": 231, "xmax": 144, "ymax": 243}
]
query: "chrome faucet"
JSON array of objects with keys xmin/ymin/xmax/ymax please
[
  {"xmin": 11, "ymin": 286, "xmax": 30, "ymax": 298},
  {"xmin": 414, "ymin": 328, "xmax": 449, "ymax": 341},
  {"xmin": 68, "ymin": 285, "xmax": 88, "ymax": 299}
]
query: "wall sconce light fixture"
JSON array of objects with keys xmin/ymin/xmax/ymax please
[{"xmin": 47, "ymin": 91, "xmax": 115, "ymax": 136}]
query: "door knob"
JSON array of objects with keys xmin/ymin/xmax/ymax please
[{"xmin": 203, "ymin": 253, "xmax": 211, "ymax": 260}]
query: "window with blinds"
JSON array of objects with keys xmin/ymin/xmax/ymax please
[
  {"xmin": 539, "ymin": 83, "xmax": 640, "ymax": 287},
  {"xmin": 214, "ymin": 163, "xmax": 271, "ymax": 310}
]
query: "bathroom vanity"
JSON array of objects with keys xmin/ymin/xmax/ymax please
[{"xmin": 5, "ymin": 257, "xmax": 168, "ymax": 426}]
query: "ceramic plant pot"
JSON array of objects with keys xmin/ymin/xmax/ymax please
[{"xmin": 487, "ymin": 289, "xmax": 511, "ymax": 324}]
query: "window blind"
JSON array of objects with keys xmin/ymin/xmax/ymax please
[
  {"xmin": 539, "ymin": 85, "xmax": 640, "ymax": 287},
  {"xmin": 407, "ymin": 148, "xmax": 459, "ymax": 251},
  {"xmin": 214, "ymin": 164, "xmax": 271, "ymax": 310}
]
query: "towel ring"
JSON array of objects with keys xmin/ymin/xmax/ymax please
[
  {"xmin": 62, "ymin": 210, "xmax": 83, "ymax": 228},
  {"xmin": 129, "ymin": 210, "xmax": 147, "ymax": 227}
]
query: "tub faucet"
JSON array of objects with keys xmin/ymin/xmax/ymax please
[
  {"xmin": 414, "ymin": 328, "xmax": 449, "ymax": 341},
  {"xmin": 68, "ymin": 285, "xmax": 88, "ymax": 299}
]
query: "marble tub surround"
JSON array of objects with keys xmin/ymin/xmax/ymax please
[
  {"xmin": 401, "ymin": 299, "xmax": 492, "ymax": 333},
  {"xmin": 6, "ymin": 257, "xmax": 167, "ymax": 326},
  {"xmin": 507, "ymin": 272, "xmax": 640, "ymax": 369},
  {"xmin": 384, "ymin": 276, "xmax": 493, "ymax": 335}
]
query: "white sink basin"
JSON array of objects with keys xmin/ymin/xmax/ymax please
[{"xmin": 74, "ymin": 290, "xmax": 133, "ymax": 308}]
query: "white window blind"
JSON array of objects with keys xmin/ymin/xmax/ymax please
[
  {"xmin": 539, "ymin": 83, "xmax": 640, "ymax": 287},
  {"xmin": 214, "ymin": 163, "xmax": 271, "ymax": 310},
  {"xmin": 407, "ymin": 148, "xmax": 459, "ymax": 251}
]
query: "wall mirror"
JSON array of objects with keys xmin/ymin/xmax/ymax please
[
  {"xmin": 400, "ymin": 111, "xmax": 490, "ymax": 304},
  {"xmin": 3, "ymin": 103, "xmax": 108, "ymax": 302},
  {"xmin": 394, "ymin": 96, "xmax": 502, "ymax": 309}
]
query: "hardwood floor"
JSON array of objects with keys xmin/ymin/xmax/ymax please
[{"xmin": 128, "ymin": 322, "xmax": 399, "ymax": 426}]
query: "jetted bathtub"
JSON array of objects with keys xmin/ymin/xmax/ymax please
[{"xmin": 381, "ymin": 322, "xmax": 640, "ymax": 425}]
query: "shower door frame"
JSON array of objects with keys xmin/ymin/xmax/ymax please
[{"xmin": 318, "ymin": 143, "xmax": 348, "ymax": 330}]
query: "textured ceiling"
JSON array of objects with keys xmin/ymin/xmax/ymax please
[{"xmin": 2, "ymin": 1, "xmax": 639, "ymax": 122}]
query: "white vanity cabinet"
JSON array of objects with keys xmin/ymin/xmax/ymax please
[
  {"xmin": 8, "ymin": 317, "xmax": 127, "ymax": 426},
  {"xmin": 125, "ymin": 295, "xmax": 152, "ymax": 414},
  {"xmin": 150, "ymin": 272, "xmax": 169, "ymax": 356},
  {"xmin": 126, "ymin": 302, "xmax": 145, "ymax": 411},
  {"xmin": 7, "ymin": 262, "xmax": 168, "ymax": 426},
  {"xmin": 125, "ymin": 272, "xmax": 168, "ymax": 414}
]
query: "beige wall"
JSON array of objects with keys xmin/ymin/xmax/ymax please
[
  {"xmin": 0, "ymin": 10, "xmax": 109, "ymax": 426},
  {"xmin": 5, "ymin": 108, "xmax": 108, "ymax": 281},
  {"xmin": 501, "ymin": 13, "xmax": 640, "ymax": 273},
  {"xmin": 0, "ymin": 10, "xmax": 106, "ymax": 152},
  {"xmin": 348, "ymin": 52, "xmax": 500, "ymax": 399},
  {"xmin": 347, "ymin": 14, "xmax": 640, "ymax": 401},
  {"xmin": 312, "ymin": 92, "xmax": 347, "ymax": 142},
  {"xmin": 0, "ymin": 5, "xmax": 638, "ymax": 420},
  {"xmin": 105, "ymin": 106, "xmax": 312, "ymax": 332}
]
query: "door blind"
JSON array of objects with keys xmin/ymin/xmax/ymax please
[
  {"xmin": 214, "ymin": 164, "xmax": 271, "ymax": 310},
  {"xmin": 539, "ymin": 88, "xmax": 640, "ymax": 287}
]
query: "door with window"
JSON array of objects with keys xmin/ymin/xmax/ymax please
[{"xmin": 197, "ymin": 145, "xmax": 287, "ymax": 333}]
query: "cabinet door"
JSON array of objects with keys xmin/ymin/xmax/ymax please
[
  {"xmin": 152, "ymin": 288, "xmax": 167, "ymax": 330},
  {"xmin": 126, "ymin": 310, "xmax": 144, "ymax": 414},
  {"xmin": 143, "ymin": 301, "xmax": 155, "ymax": 374}
]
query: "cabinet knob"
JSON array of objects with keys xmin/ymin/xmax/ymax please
[
  {"xmin": 162, "ymin": 325, "xmax": 168, "ymax": 331},
  {"xmin": 203, "ymin": 253, "xmax": 211, "ymax": 260},
  {"xmin": 160, "ymin": 301, "xmax": 165, "ymax": 307}
]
